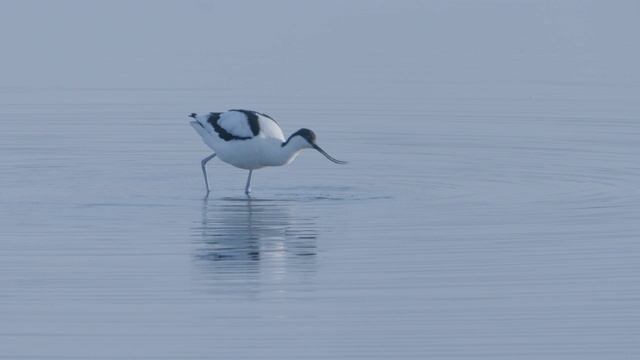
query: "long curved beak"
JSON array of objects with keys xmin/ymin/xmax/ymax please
[{"xmin": 313, "ymin": 144, "xmax": 347, "ymax": 164}]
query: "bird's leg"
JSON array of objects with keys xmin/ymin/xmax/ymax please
[
  {"xmin": 201, "ymin": 153, "xmax": 217, "ymax": 193},
  {"xmin": 245, "ymin": 170, "xmax": 253, "ymax": 195}
]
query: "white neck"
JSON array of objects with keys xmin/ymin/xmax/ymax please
[{"xmin": 264, "ymin": 137, "xmax": 311, "ymax": 167}]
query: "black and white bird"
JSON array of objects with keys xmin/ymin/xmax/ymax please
[{"xmin": 189, "ymin": 109, "xmax": 346, "ymax": 195}]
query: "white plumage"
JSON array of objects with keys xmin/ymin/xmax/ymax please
[{"xmin": 189, "ymin": 109, "xmax": 346, "ymax": 195}]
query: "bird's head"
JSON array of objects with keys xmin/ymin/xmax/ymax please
[{"xmin": 283, "ymin": 128, "xmax": 347, "ymax": 164}]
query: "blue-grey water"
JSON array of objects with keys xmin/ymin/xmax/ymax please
[{"xmin": 2, "ymin": 1, "xmax": 640, "ymax": 359}]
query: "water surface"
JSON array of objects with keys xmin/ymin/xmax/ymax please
[{"xmin": 2, "ymin": 1, "xmax": 640, "ymax": 359}]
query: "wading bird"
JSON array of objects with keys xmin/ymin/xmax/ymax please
[{"xmin": 189, "ymin": 110, "xmax": 346, "ymax": 195}]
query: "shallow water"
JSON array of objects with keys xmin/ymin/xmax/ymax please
[{"xmin": 2, "ymin": 1, "xmax": 640, "ymax": 359}]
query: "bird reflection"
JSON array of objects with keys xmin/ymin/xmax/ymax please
[{"xmin": 192, "ymin": 197, "xmax": 318, "ymax": 292}]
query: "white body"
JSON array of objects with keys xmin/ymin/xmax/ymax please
[
  {"xmin": 190, "ymin": 111, "xmax": 307, "ymax": 170},
  {"xmin": 189, "ymin": 109, "xmax": 345, "ymax": 194}
]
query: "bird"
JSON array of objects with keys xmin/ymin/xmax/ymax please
[{"xmin": 189, "ymin": 109, "xmax": 346, "ymax": 195}]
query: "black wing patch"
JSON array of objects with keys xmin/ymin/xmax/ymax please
[
  {"xmin": 207, "ymin": 112, "xmax": 252, "ymax": 141},
  {"xmin": 229, "ymin": 109, "xmax": 261, "ymax": 136}
]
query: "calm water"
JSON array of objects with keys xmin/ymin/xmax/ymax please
[{"xmin": 2, "ymin": 1, "xmax": 640, "ymax": 359}]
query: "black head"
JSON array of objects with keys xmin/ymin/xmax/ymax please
[
  {"xmin": 283, "ymin": 128, "xmax": 347, "ymax": 164},
  {"xmin": 286, "ymin": 128, "xmax": 316, "ymax": 145}
]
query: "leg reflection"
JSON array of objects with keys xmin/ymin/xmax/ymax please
[{"xmin": 192, "ymin": 198, "xmax": 318, "ymax": 291}]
